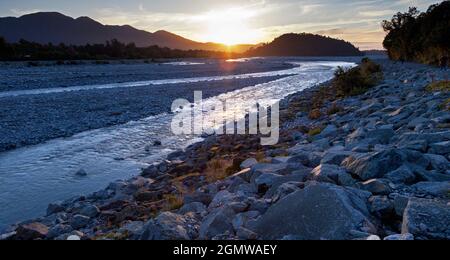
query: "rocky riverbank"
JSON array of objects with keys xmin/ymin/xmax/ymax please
[{"xmin": 2, "ymin": 59, "xmax": 449, "ymax": 240}]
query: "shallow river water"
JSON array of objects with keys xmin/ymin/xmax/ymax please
[{"xmin": 0, "ymin": 59, "xmax": 355, "ymax": 231}]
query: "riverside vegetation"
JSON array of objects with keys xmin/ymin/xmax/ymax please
[
  {"xmin": 382, "ymin": 1, "xmax": 450, "ymax": 67},
  {"xmin": 3, "ymin": 58, "xmax": 449, "ymax": 240}
]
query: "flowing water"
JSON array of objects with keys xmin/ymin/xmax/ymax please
[{"xmin": 0, "ymin": 60, "xmax": 355, "ymax": 231}]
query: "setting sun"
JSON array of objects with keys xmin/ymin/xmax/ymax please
[{"xmin": 198, "ymin": 8, "xmax": 262, "ymax": 45}]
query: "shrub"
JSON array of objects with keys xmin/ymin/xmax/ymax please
[
  {"xmin": 382, "ymin": 2, "xmax": 450, "ymax": 66},
  {"xmin": 308, "ymin": 109, "xmax": 322, "ymax": 120},
  {"xmin": 440, "ymin": 98, "xmax": 450, "ymax": 111},
  {"xmin": 163, "ymin": 194, "xmax": 184, "ymax": 211},
  {"xmin": 204, "ymin": 158, "xmax": 234, "ymax": 183},
  {"xmin": 333, "ymin": 58, "xmax": 382, "ymax": 97},
  {"xmin": 308, "ymin": 127, "xmax": 323, "ymax": 136},
  {"xmin": 426, "ymin": 80, "xmax": 450, "ymax": 92},
  {"xmin": 327, "ymin": 104, "xmax": 344, "ymax": 115}
]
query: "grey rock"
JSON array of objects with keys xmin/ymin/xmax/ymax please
[
  {"xmin": 47, "ymin": 203, "xmax": 64, "ymax": 216},
  {"xmin": 246, "ymin": 197, "xmax": 270, "ymax": 214},
  {"xmin": 309, "ymin": 164, "xmax": 348, "ymax": 184},
  {"xmin": 412, "ymin": 182, "xmax": 450, "ymax": 197},
  {"xmin": 178, "ymin": 202, "xmax": 207, "ymax": 215},
  {"xmin": 141, "ymin": 165, "xmax": 161, "ymax": 179},
  {"xmin": 47, "ymin": 224, "xmax": 73, "ymax": 239},
  {"xmin": 364, "ymin": 235, "xmax": 382, "ymax": 240},
  {"xmin": 424, "ymin": 154, "xmax": 450, "ymax": 172},
  {"xmin": 385, "ymin": 165, "xmax": 416, "ymax": 184},
  {"xmin": 342, "ymin": 149, "xmax": 429, "ymax": 181},
  {"xmin": 232, "ymin": 211, "xmax": 261, "ymax": 230},
  {"xmin": 271, "ymin": 156, "xmax": 293, "ymax": 164},
  {"xmin": 79, "ymin": 205, "xmax": 100, "ymax": 218},
  {"xmin": 236, "ymin": 227, "xmax": 258, "ymax": 240},
  {"xmin": 140, "ymin": 212, "xmax": 193, "ymax": 240},
  {"xmin": 399, "ymin": 140, "xmax": 428, "ymax": 152},
  {"xmin": 264, "ymin": 171, "xmax": 309, "ymax": 198},
  {"xmin": 134, "ymin": 190, "xmax": 163, "ymax": 202},
  {"xmin": 392, "ymin": 194, "xmax": 410, "ymax": 217},
  {"xmin": 228, "ymin": 202, "xmax": 249, "ymax": 213},
  {"xmin": 356, "ymin": 102, "xmax": 383, "ymax": 117},
  {"xmin": 337, "ymin": 172, "xmax": 358, "ymax": 187},
  {"xmin": 69, "ymin": 215, "xmax": 90, "ymax": 229},
  {"xmin": 395, "ymin": 131, "xmax": 450, "ymax": 146},
  {"xmin": 270, "ymin": 182, "xmax": 303, "ymax": 202},
  {"xmin": 199, "ymin": 207, "xmax": 235, "ymax": 239},
  {"xmin": 407, "ymin": 117, "xmax": 430, "ymax": 129},
  {"xmin": 253, "ymin": 173, "xmax": 283, "ymax": 193},
  {"xmin": 414, "ymin": 169, "xmax": 450, "ymax": 182},
  {"xmin": 318, "ymin": 124, "xmax": 339, "ymax": 138},
  {"xmin": 75, "ymin": 169, "xmax": 88, "ymax": 177},
  {"xmin": 251, "ymin": 163, "xmax": 294, "ymax": 177},
  {"xmin": 429, "ymin": 141, "xmax": 450, "ymax": 155},
  {"xmin": 14, "ymin": 222, "xmax": 49, "ymax": 240},
  {"xmin": 359, "ymin": 179, "xmax": 392, "ymax": 195},
  {"xmin": 253, "ymin": 182, "xmax": 376, "ymax": 240},
  {"xmin": 240, "ymin": 158, "xmax": 258, "ymax": 169},
  {"xmin": 370, "ymin": 196, "xmax": 394, "ymax": 219},
  {"xmin": 183, "ymin": 191, "xmax": 213, "ymax": 206},
  {"xmin": 287, "ymin": 151, "xmax": 322, "ymax": 168},
  {"xmin": 0, "ymin": 231, "xmax": 17, "ymax": 240},
  {"xmin": 402, "ymin": 198, "xmax": 450, "ymax": 240},
  {"xmin": 321, "ymin": 151, "xmax": 353, "ymax": 166},
  {"xmin": 118, "ymin": 221, "xmax": 145, "ymax": 239},
  {"xmin": 209, "ymin": 190, "xmax": 241, "ymax": 209},
  {"xmin": 384, "ymin": 233, "xmax": 414, "ymax": 240},
  {"xmin": 366, "ymin": 128, "xmax": 395, "ymax": 144}
]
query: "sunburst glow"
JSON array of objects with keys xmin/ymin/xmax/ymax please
[{"xmin": 197, "ymin": 8, "xmax": 262, "ymax": 45}]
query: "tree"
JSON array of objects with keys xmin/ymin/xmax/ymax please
[{"xmin": 382, "ymin": 1, "xmax": 450, "ymax": 66}]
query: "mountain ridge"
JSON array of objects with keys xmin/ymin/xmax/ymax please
[{"xmin": 0, "ymin": 12, "xmax": 254, "ymax": 52}]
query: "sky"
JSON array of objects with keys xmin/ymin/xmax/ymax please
[{"xmin": 0, "ymin": 0, "xmax": 442, "ymax": 49}]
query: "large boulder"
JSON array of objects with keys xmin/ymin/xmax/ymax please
[
  {"xmin": 253, "ymin": 173, "xmax": 283, "ymax": 193},
  {"xmin": 424, "ymin": 154, "xmax": 450, "ymax": 172},
  {"xmin": 253, "ymin": 182, "xmax": 376, "ymax": 240},
  {"xmin": 240, "ymin": 158, "xmax": 258, "ymax": 169},
  {"xmin": 199, "ymin": 207, "xmax": 235, "ymax": 239},
  {"xmin": 78, "ymin": 204, "xmax": 100, "ymax": 218},
  {"xmin": 384, "ymin": 165, "xmax": 416, "ymax": 184},
  {"xmin": 358, "ymin": 179, "xmax": 392, "ymax": 195},
  {"xmin": 69, "ymin": 215, "xmax": 90, "ymax": 229},
  {"xmin": 321, "ymin": 151, "xmax": 354, "ymax": 166},
  {"xmin": 402, "ymin": 198, "xmax": 450, "ymax": 240},
  {"xmin": 140, "ymin": 212, "xmax": 196, "ymax": 240},
  {"xmin": 14, "ymin": 223, "xmax": 49, "ymax": 240},
  {"xmin": 308, "ymin": 164, "xmax": 351, "ymax": 185},
  {"xmin": 412, "ymin": 182, "xmax": 450, "ymax": 197},
  {"xmin": 429, "ymin": 141, "xmax": 450, "ymax": 155},
  {"xmin": 342, "ymin": 149, "xmax": 429, "ymax": 181}
]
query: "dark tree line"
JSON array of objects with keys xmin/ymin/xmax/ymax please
[
  {"xmin": 382, "ymin": 1, "xmax": 450, "ymax": 66},
  {"xmin": 0, "ymin": 38, "xmax": 234, "ymax": 61}
]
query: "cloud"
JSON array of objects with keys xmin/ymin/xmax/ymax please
[
  {"xmin": 359, "ymin": 10, "xmax": 396, "ymax": 17},
  {"xmin": 10, "ymin": 8, "xmax": 41, "ymax": 16}
]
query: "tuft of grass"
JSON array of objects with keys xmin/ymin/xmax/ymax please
[
  {"xmin": 333, "ymin": 58, "xmax": 383, "ymax": 97},
  {"xmin": 327, "ymin": 104, "xmax": 344, "ymax": 115},
  {"xmin": 308, "ymin": 127, "xmax": 323, "ymax": 136},
  {"xmin": 440, "ymin": 98, "xmax": 450, "ymax": 111},
  {"xmin": 204, "ymin": 158, "xmax": 234, "ymax": 183},
  {"xmin": 308, "ymin": 109, "xmax": 322, "ymax": 120},
  {"xmin": 426, "ymin": 80, "xmax": 450, "ymax": 92},
  {"xmin": 162, "ymin": 194, "xmax": 184, "ymax": 211}
]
